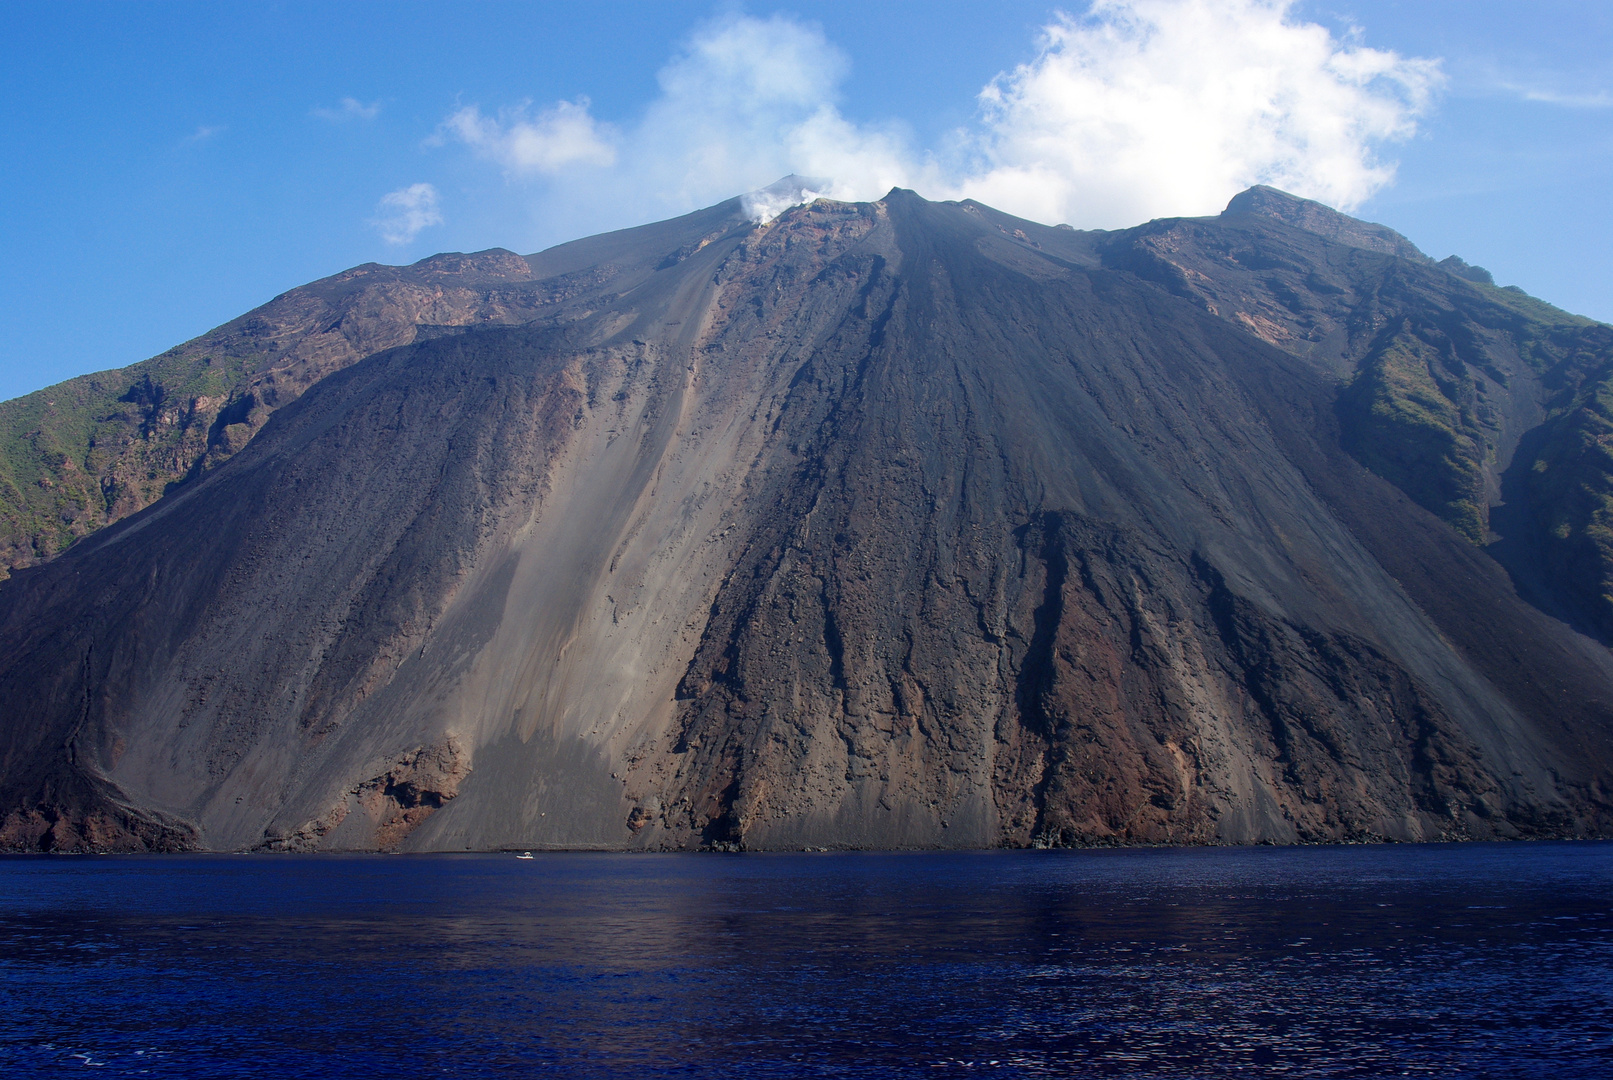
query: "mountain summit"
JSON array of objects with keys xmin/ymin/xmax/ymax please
[{"xmin": 3, "ymin": 185, "xmax": 1612, "ymax": 852}]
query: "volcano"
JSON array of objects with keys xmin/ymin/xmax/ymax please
[{"xmin": 3, "ymin": 181, "xmax": 1612, "ymax": 852}]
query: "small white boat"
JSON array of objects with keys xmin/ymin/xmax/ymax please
[{"xmin": 516, "ymin": 851, "xmax": 534, "ymax": 860}]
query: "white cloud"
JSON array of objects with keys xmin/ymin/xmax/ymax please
[
  {"xmin": 439, "ymin": 98, "xmax": 616, "ymax": 175},
  {"xmin": 186, "ymin": 124, "xmax": 226, "ymax": 143},
  {"xmin": 959, "ymin": 0, "xmax": 1443, "ymax": 225},
  {"xmin": 372, "ymin": 183, "xmax": 443, "ymax": 245},
  {"xmin": 1509, "ymin": 85, "xmax": 1612, "ymax": 109},
  {"xmin": 438, "ymin": 2, "xmax": 1441, "ymax": 236},
  {"xmin": 314, "ymin": 97, "xmax": 382, "ymax": 122}
]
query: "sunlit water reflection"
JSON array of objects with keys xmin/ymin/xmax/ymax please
[{"xmin": 2, "ymin": 843, "xmax": 1610, "ymax": 1077}]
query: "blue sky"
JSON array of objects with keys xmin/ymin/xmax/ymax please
[{"xmin": 1, "ymin": 1, "xmax": 1609, "ymax": 401}]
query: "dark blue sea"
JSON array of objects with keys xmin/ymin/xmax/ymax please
[{"xmin": 2, "ymin": 844, "xmax": 1610, "ymax": 1078}]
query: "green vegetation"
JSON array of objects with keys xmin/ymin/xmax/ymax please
[
  {"xmin": 1338, "ymin": 318, "xmax": 1494, "ymax": 544},
  {"xmin": 1328, "ymin": 267, "xmax": 1613, "ymax": 635},
  {"xmin": 0, "ymin": 345, "xmax": 254, "ymax": 577},
  {"xmin": 1520, "ymin": 354, "xmax": 1613, "ymax": 637},
  {"xmin": 1481, "ymin": 283, "xmax": 1599, "ymax": 331}
]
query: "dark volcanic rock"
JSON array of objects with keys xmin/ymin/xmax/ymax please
[
  {"xmin": 2, "ymin": 187, "xmax": 1612, "ymax": 851},
  {"xmin": 1440, "ymin": 255, "xmax": 1496, "ymax": 286},
  {"xmin": 1223, "ymin": 185, "xmax": 1429, "ymax": 261}
]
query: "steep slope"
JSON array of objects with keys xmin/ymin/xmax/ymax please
[
  {"xmin": 2, "ymin": 189, "xmax": 1612, "ymax": 852},
  {"xmin": 0, "ymin": 196, "xmax": 757, "ymax": 578},
  {"xmin": 1102, "ymin": 187, "xmax": 1613, "ymax": 637},
  {"xmin": 11, "ymin": 184, "xmax": 1613, "ymax": 638},
  {"xmin": 0, "ymin": 250, "xmax": 533, "ymax": 576}
]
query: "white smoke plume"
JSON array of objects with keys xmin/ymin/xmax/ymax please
[
  {"xmin": 439, "ymin": 98, "xmax": 617, "ymax": 175},
  {"xmin": 741, "ymin": 176, "xmax": 831, "ymax": 223},
  {"xmin": 435, "ymin": 1, "xmax": 1441, "ymax": 236}
]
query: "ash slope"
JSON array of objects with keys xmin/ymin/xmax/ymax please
[
  {"xmin": 2, "ymin": 190, "xmax": 1611, "ymax": 852},
  {"xmin": 0, "ymin": 194, "xmax": 750, "ymax": 577}
]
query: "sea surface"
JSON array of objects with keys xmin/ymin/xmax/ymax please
[{"xmin": 1, "ymin": 843, "xmax": 1610, "ymax": 1078}]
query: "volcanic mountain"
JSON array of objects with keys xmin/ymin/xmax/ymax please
[{"xmin": 3, "ymin": 181, "xmax": 1613, "ymax": 852}]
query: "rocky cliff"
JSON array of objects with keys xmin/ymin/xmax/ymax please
[{"xmin": 2, "ymin": 184, "xmax": 1611, "ymax": 851}]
